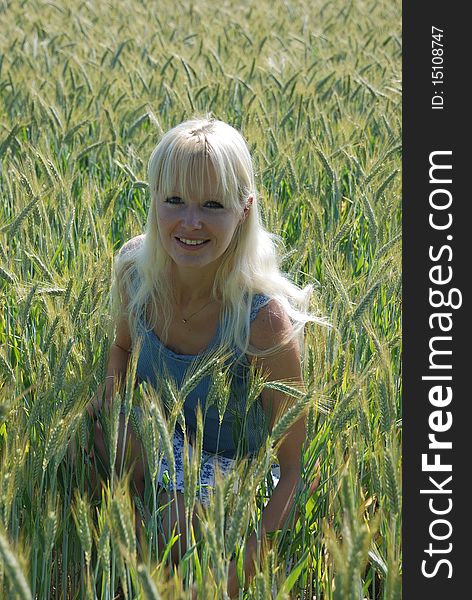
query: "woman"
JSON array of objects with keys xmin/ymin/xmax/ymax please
[{"xmin": 89, "ymin": 117, "xmax": 324, "ymax": 595}]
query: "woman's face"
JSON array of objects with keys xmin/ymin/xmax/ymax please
[{"xmin": 156, "ymin": 167, "xmax": 244, "ymax": 271}]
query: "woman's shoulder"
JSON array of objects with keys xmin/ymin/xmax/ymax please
[
  {"xmin": 117, "ymin": 234, "xmax": 145, "ymax": 259},
  {"xmin": 115, "ymin": 235, "xmax": 145, "ymax": 297},
  {"xmin": 249, "ymin": 297, "xmax": 294, "ymax": 351}
]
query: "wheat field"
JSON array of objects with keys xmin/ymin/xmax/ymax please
[{"xmin": 0, "ymin": 0, "xmax": 401, "ymax": 598}]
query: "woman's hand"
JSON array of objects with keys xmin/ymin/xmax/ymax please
[
  {"xmin": 226, "ymin": 534, "xmax": 258, "ymax": 598},
  {"xmin": 68, "ymin": 391, "xmax": 102, "ymax": 464},
  {"xmin": 85, "ymin": 375, "xmax": 116, "ymax": 419},
  {"xmin": 224, "ymin": 459, "xmax": 321, "ymax": 597}
]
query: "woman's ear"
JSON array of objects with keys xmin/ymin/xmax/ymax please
[{"xmin": 241, "ymin": 195, "xmax": 254, "ymax": 222}]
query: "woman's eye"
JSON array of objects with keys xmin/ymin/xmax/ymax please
[{"xmin": 164, "ymin": 197, "xmax": 223, "ymax": 208}]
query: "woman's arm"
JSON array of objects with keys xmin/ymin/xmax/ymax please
[
  {"xmin": 87, "ymin": 341, "xmax": 130, "ymax": 417},
  {"xmin": 73, "ymin": 315, "xmax": 131, "ymax": 466},
  {"xmin": 87, "ymin": 242, "xmax": 134, "ymax": 416},
  {"xmin": 227, "ymin": 300, "xmax": 310, "ymax": 596}
]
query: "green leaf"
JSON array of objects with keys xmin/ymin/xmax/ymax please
[{"xmin": 275, "ymin": 551, "xmax": 309, "ymax": 599}]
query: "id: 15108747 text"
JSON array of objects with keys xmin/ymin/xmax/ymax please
[{"xmin": 431, "ymin": 26, "xmax": 445, "ymax": 110}]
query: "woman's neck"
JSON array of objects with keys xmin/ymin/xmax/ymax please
[{"xmin": 171, "ymin": 264, "xmax": 218, "ymax": 307}]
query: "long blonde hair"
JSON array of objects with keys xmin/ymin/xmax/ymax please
[{"xmin": 112, "ymin": 117, "xmax": 327, "ymax": 358}]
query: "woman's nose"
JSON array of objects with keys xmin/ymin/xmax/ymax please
[{"xmin": 181, "ymin": 206, "xmax": 203, "ymax": 228}]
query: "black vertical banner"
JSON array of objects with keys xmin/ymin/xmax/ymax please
[{"xmin": 404, "ymin": 2, "xmax": 467, "ymax": 598}]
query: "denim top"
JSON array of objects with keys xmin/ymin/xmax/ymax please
[{"xmin": 134, "ymin": 284, "xmax": 271, "ymax": 459}]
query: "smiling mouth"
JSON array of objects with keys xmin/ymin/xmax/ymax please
[{"xmin": 175, "ymin": 237, "xmax": 210, "ymax": 247}]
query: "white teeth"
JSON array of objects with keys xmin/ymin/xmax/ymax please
[{"xmin": 178, "ymin": 237, "xmax": 207, "ymax": 246}]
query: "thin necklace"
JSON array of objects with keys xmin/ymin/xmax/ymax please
[{"xmin": 180, "ymin": 299, "xmax": 216, "ymax": 324}]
